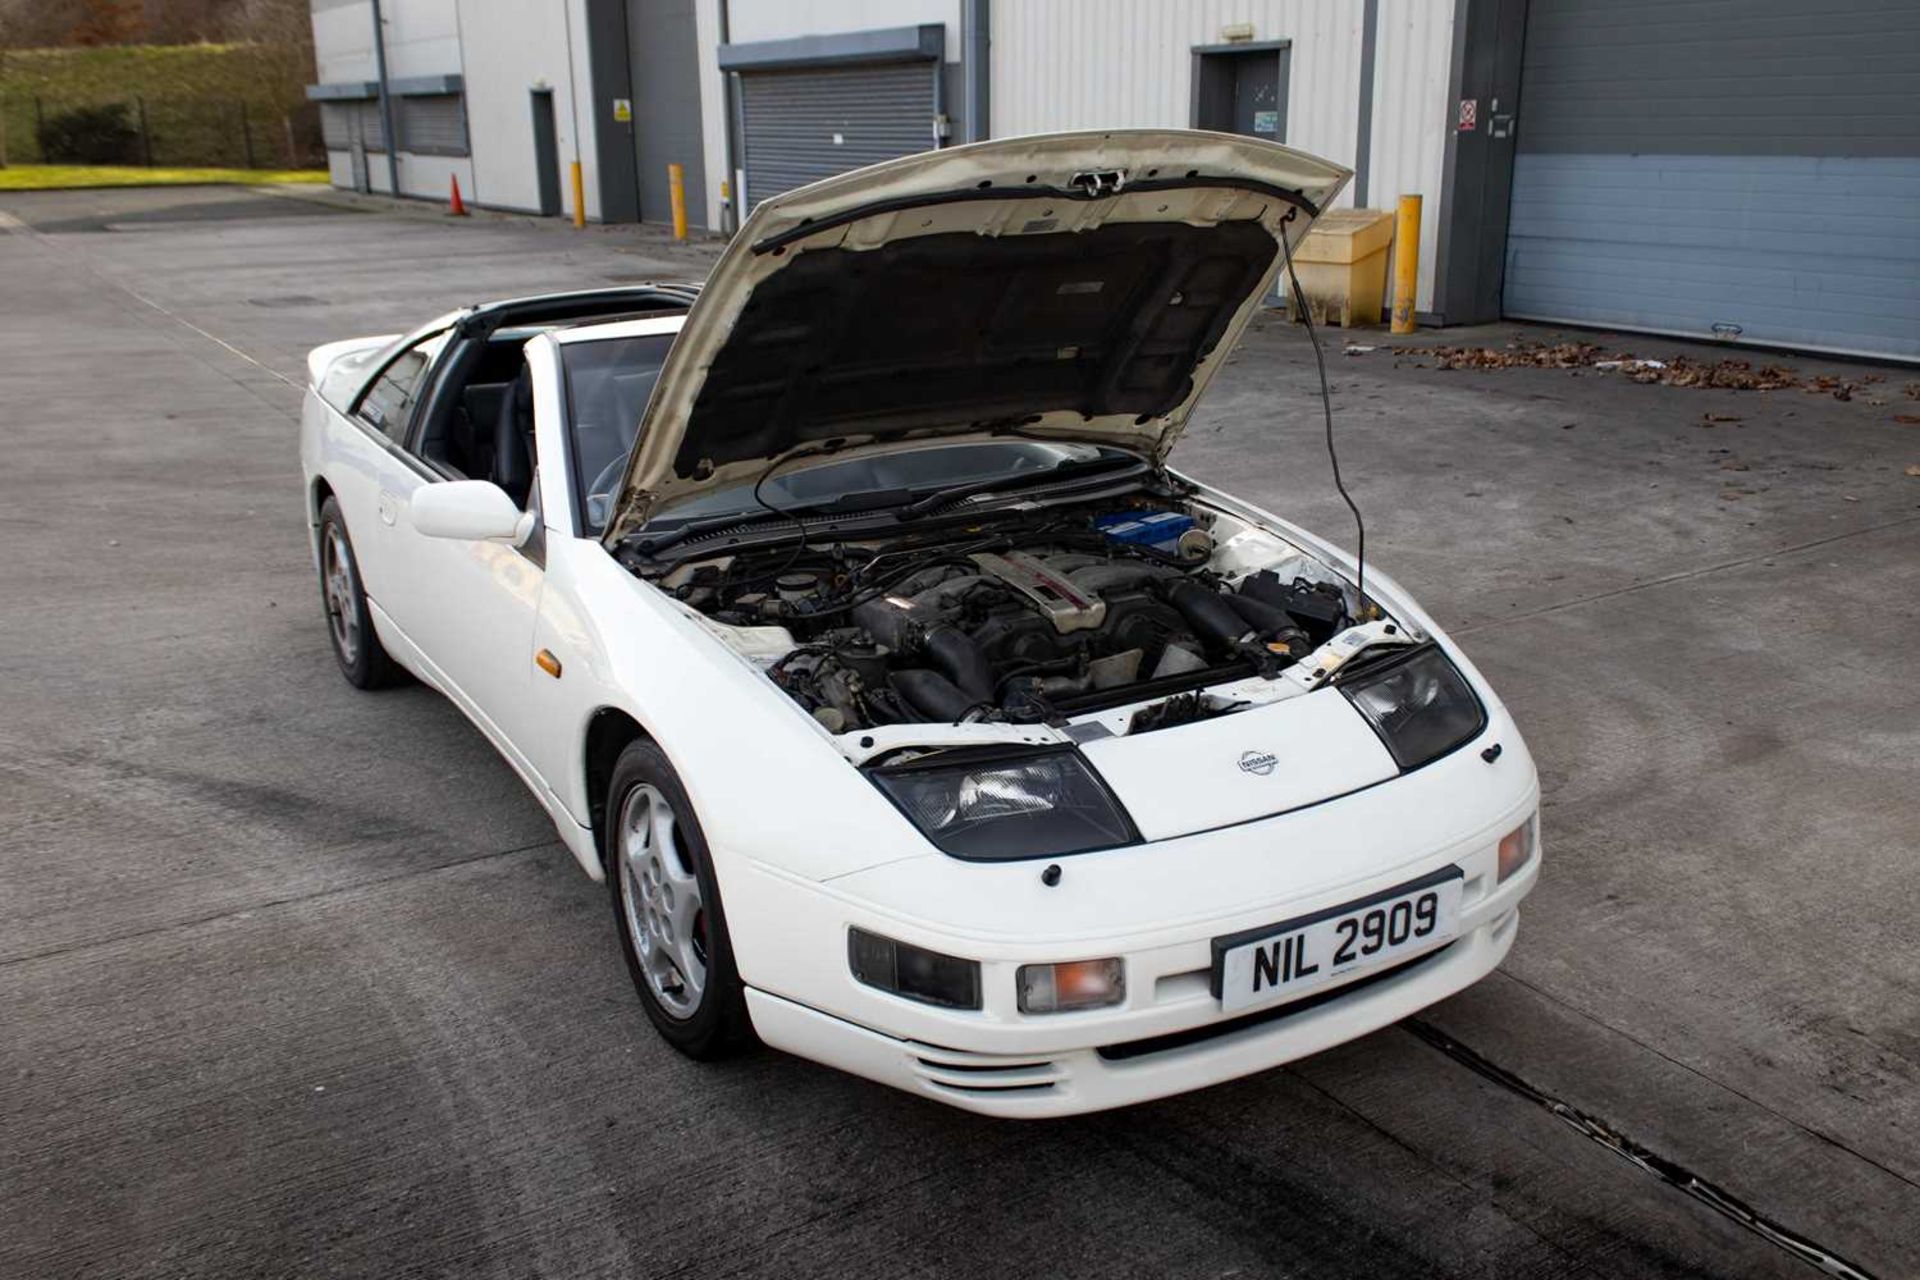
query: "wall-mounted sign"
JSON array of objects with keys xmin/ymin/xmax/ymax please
[
  {"xmin": 612, "ymin": 97, "xmax": 632, "ymax": 123},
  {"xmin": 1253, "ymin": 109, "xmax": 1279, "ymax": 135},
  {"xmin": 1456, "ymin": 98, "xmax": 1478, "ymax": 132}
]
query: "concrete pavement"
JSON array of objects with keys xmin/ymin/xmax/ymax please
[{"xmin": 1, "ymin": 185, "xmax": 1915, "ymax": 1279}]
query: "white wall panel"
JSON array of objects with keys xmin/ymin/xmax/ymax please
[
  {"xmin": 993, "ymin": 0, "xmax": 1356, "ymax": 178},
  {"xmin": 992, "ymin": 0, "xmax": 1453, "ymax": 310},
  {"xmin": 1367, "ymin": 0, "xmax": 1454, "ymax": 311},
  {"xmin": 378, "ymin": 0, "xmax": 460, "ymax": 81},
  {"xmin": 312, "ymin": 1, "xmax": 603, "ymax": 217},
  {"xmin": 311, "ymin": 0, "xmax": 376, "ymax": 83},
  {"xmin": 454, "ymin": 0, "xmax": 598, "ymax": 218},
  {"xmin": 725, "ymin": 0, "xmax": 961, "ymax": 57},
  {"xmin": 694, "ymin": 0, "xmax": 731, "ymax": 229}
]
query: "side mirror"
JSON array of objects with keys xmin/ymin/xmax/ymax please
[{"xmin": 410, "ymin": 480, "xmax": 535, "ymax": 545}]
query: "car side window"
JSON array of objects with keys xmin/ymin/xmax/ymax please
[{"xmin": 356, "ymin": 334, "xmax": 445, "ymax": 441}]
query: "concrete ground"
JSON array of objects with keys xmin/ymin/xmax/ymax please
[{"xmin": 1, "ymin": 184, "xmax": 1914, "ymax": 1280}]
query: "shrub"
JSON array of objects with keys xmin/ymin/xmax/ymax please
[{"xmin": 36, "ymin": 102, "xmax": 143, "ymax": 164}]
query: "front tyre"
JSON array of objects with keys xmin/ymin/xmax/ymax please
[
  {"xmin": 606, "ymin": 739, "xmax": 754, "ymax": 1060},
  {"xmin": 317, "ymin": 496, "xmax": 401, "ymax": 689}
]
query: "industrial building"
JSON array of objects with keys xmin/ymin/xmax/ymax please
[{"xmin": 308, "ymin": 0, "xmax": 1920, "ymax": 358}]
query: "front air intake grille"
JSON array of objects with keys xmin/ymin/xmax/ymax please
[
  {"xmin": 910, "ymin": 1046, "xmax": 1062, "ymax": 1096},
  {"xmin": 1096, "ymin": 944, "xmax": 1454, "ymax": 1063}
]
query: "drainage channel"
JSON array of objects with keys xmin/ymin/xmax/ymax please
[{"xmin": 1402, "ymin": 1019, "xmax": 1877, "ymax": 1280}]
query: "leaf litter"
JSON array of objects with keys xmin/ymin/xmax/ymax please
[{"xmin": 1397, "ymin": 338, "xmax": 1866, "ymax": 398}]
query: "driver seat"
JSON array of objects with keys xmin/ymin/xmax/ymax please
[{"xmin": 493, "ymin": 366, "xmax": 536, "ymax": 507}]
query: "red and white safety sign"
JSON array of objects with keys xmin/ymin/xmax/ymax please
[{"xmin": 1457, "ymin": 98, "xmax": 1478, "ymax": 132}]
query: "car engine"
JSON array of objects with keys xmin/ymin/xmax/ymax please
[{"xmin": 644, "ymin": 501, "xmax": 1359, "ymax": 733}]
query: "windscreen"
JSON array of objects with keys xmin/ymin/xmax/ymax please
[{"xmin": 563, "ymin": 333, "xmax": 676, "ymax": 534}]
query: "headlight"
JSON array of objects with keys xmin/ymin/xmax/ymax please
[
  {"xmin": 848, "ymin": 928, "xmax": 981, "ymax": 1009},
  {"xmin": 1339, "ymin": 645, "xmax": 1487, "ymax": 770},
  {"xmin": 869, "ymin": 746, "xmax": 1137, "ymax": 860}
]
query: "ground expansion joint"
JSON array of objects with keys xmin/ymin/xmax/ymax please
[
  {"xmin": 1453, "ymin": 514, "xmax": 1920, "ymax": 637},
  {"xmin": 1403, "ymin": 1018, "xmax": 1879, "ymax": 1279},
  {"xmin": 0, "ymin": 839, "xmax": 559, "ymax": 971}
]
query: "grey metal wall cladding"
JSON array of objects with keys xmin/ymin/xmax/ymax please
[
  {"xmin": 1518, "ymin": 0, "xmax": 1920, "ymax": 158},
  {"xmin": 740, "ymin": 62, "xmax": 936, "ymax": 209},
  {"xmin": 1505, "ymin": 0, "xmax": 1920, "ymax": 360},
  {"xmin": 399, "ymin": 94, "xmax": 468, "ymax": 156}
]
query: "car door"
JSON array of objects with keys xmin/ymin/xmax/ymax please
[
  {"xmin": 375, "ymin": 343, "xmax": 558, "ymax": 788},
  {"xmin": 328, "ymin": 327, "xmax": 453, "ymax": 635}
]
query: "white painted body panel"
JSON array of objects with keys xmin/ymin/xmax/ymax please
[
  {"xmin": 295, "ymin": 140, "xmax": 1536, "ymax": 1115},
  {"xmin": 304, "ymin": 372, "xmax": 1537, "ymax": 1115}
]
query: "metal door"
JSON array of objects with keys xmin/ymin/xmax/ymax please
[
  {"xmin": 738, "ymin": 61, "xmax": 936, "ymax": 211},
  {"xmin": 1194, "ymin": 45, "xmax": 1289, "ymax": 143},
  {"xmin": 531, "ymin": 89, "xmax": 562, "ymax": 217},
  {"xmin": 1505, "ymin": 0, "xmax": 1920, "ymax": 360},
  {"xmin": 1230, "ymin": 55, "xmax": 1282, "ymax": 140},
  {"xmin": 627, "ymin": 0, "xmax": 706, "ymax": 224}
]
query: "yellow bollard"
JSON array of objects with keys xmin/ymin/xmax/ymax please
[
  {"xmin": 668, "ymin": 162, "xmax": 688, "ymax": 241},
  {"xmin": 1390, "ymin": 194, "xmax": 1422, "ymax": 334},
  {"xmin": 570, "ymin": 160, "xmax": 586, "ymax": 229}
]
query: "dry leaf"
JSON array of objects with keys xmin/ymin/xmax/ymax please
[
  {"xmin": 1895, "ymin": 414, "xmax": 1920, "ymax": 425},
  {"xmin": 1396, "ymin": 339, "xmax": 1809, "ymax": 391},
  {"xmin": 1905, "ymin": 464, "xmax": 1920, "ymax": 477}
]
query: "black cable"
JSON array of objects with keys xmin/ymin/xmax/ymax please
[
  {"xmin": 1278, "ymin": 211, "xmax": 1369, "ymax": 619},
  {"xmin": 748, "ymin": 449, "xmax": 816, "ymax": 584}
]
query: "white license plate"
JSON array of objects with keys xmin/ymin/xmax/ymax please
[{"xmin": 1212, "ymin": 870, "xmax": 1463, "ymax": 1013}]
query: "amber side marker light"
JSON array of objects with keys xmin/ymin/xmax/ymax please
[
  {"xmin": 1498, "ymin": 816, "xmax": 1537, "ymax": 883},
  {"xmin": 535, "ymin": 649, "xmax": 562, "ymax": 679}
]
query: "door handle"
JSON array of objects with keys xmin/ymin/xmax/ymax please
[{"xmin": 377, "ymin": 491, "xmax": 398, "ymax": 526}]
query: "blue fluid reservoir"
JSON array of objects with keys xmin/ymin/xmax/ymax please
[{"xmin": 1095, "ymin": 510, "xmax": 1195, "ymax": 554}]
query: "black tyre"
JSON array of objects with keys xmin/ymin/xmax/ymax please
[
  {"xmin": 605, "ymin": 738, "xmax": 754, "ymax": 1059},
  {"xmin": 317, "ymin": 495, "xmax": 402, "ymax": 689}
]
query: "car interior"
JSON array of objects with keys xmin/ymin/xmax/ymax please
[{"xmin": 405, "ymin": 288, "xmax": 697, "ymax": 511}]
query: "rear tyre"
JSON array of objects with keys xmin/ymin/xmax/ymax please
[
  {"xmin": 317, "ymin": 496, "xmax": 401, "ymax": 689},
  {"xmin": 606, "ymin": 738, "xmax": 754, "ymax": 1059}
]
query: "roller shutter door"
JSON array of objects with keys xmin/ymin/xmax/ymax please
[
  {"xmin": 1504, "ymin": 0, "xmax": 1920, "ymax": 360},
  {"xmin": 739, "ymin": 61, "xmax": 936, "ymax": 210},
  {"xmin": 320, "ymin": 100, "xmax": 384, "ymax": 152},
  {"xmin": 398, "ymin": 94, "xmax": 468, "ymax": 156}
]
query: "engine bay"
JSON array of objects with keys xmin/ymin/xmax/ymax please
[{"xmin": 630, "ymin": 482, "xmax": 1401, "ymax": 737}]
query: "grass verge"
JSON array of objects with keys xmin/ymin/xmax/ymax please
[{"xmin": 0, "ymin": 164, "xmax": 327, "ymax": 190}]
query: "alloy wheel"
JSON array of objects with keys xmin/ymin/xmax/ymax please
[
  {"xmin": 322, "ymin": 524, "xmax": 361, "ymax": 665},
  {"xmin": 617, "ymin": 783, "xmax": 708, "ymax": 1018}
]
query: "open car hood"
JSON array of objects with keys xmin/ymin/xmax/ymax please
[{"xmin": 603, "ymin": 130, "xmax": 1350, "ymax": 543}]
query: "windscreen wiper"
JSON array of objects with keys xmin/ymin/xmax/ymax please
[
  {"xmin": 891, "ymin": 455, "xmax": 1147, "ymax": 521},
  {"xmin": 627, "ymin": 490, "xmax": 915, "ymax": 556}
]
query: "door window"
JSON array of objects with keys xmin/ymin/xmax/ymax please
[{"xmin": 356, "ymin": 333, "xmax": 447, "ymax": 442}]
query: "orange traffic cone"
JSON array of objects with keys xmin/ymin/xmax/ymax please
[{"xmin": 448, "ymin": 175, "xmax": 468, "ymax": 216}]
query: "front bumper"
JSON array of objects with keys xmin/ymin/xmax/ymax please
[
  {"xmin": 746, "ymin": 903, "xmax": 1520, "ymax": 1117},
  {"xmin": 721, "ymin": 700, "xmax": 1539, "ymax": 1116}
]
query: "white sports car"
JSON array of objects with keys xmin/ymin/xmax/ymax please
[{"xmin": 300, "ymin": 131, "xmax": 1538, "ymax": 1117}]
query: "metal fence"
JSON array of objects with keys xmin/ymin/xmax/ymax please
[{"xmin": 0, "ymin": 96, "xmax": 323, "ymax": 169}]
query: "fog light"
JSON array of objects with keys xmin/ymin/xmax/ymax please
[
  {"xmin": 848, "ymin": 928, "xmax": 981, "ymax": 1009},
  {"xmin": 1017, "ymin": 957, "xmax": 1125, "ymax": 1014},
  {"xmin": 1497, "ymin": 816, "xmax": 1536, "ymax": 882}
]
